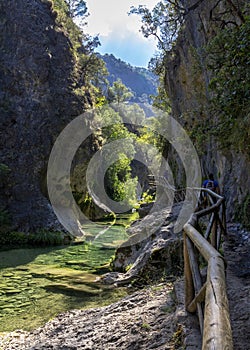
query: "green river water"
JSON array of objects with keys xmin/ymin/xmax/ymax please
[{"xmin": 0, "ymin": 217, "xmax": 134, "ymax": 332}]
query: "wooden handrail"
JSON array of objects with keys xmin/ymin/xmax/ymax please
[
  {"xmin": 183, "ymin": 189, "xmax": 233, "ymax": 349},
  {"xmin": 148, "ymin": 175, "xmax": 186, "ymax": 202},
  {"xmin": 148, "ymin": 175, "xmax": 233, "ymax": 347}
]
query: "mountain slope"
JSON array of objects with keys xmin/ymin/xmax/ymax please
[{"xmin": 99, "ymin": 53, "xmax": 158, "ymax": 104}]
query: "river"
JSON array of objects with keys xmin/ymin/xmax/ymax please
[{"xmin": 0, "ymin": 216, "xmax": 134, "ymax": 332}]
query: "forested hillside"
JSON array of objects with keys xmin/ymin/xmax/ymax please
[{"xmin": 100, "ymin": 53, "xmax": 158, "ymax": 104}]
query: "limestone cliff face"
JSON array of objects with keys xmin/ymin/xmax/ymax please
[
  {"xmin": 0, "ymin": 0, "xmax": 92, "ymax": 231},
  {"xmin": 164, "ymin": 0, "xmax": 250, "ymax": 221}
]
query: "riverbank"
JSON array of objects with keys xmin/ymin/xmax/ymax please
[
  {"xmin": 0, "ymin": 283, "xmax": 180, "ymax": 350},
  {"xmin": 0, "ymin": 275, "xmax": 205, "ymax": 350}
]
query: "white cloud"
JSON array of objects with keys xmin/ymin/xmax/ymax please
[
  {"xmin": 84, "ymin": 0, "xmax": 159, "ymax": 66},
  {"xmin": 85, "ymin": 0, "xmax": 158, "ymax": 36}
]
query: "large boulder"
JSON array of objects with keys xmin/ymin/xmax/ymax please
[{"xmin": 101, "ymin": 203, "xmax": 184, "ymax": 285}]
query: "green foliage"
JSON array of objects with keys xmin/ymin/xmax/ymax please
[
  {"xmin": 129, "ymin": 1, "xmax": 183, "ymax": 96},
  {"xmin": 205, "ymin": 16, "xmax": 250, "ymax": 155},
  {"xmin": 140, "ymin": 190, "xmax": 154, "ymax": 203},
  {"xmin": 0, "ymin": 231, "xmax": 29, "ymax": 247},
  {"xmin": 99, "ymin": 111, "xmax": 165, "ymax": 203},
  {"xmin": 141, "ymin": 322, "xmax": 151, "ymax": 330},
  {"xmin": 101, "ymin": 53, "xmax": 158, "ymax": 104},
  {"xmin": 188, "ymin": 121, "xmax": 211, "ymax": 155},
  {"xmin": 119, "ymin": 103, "xmax": 146, "ymax": 125},
  {"xmin": 152, "ymin": 78, "xmax": 171, "ymax": 111},
  {"xmin": 52, "ymin": 0, "xmax": 107, "ymax": 105},
  {"xmin": 52, "ymin": 0, "xmax": 83, "ymax": 51},
  {"xmin": 30, "ymin": 229, "xmax": 65, "ymax": 246},
  {"xmin": 93, "ymin": 106, "xmax": 139, "ymax": 207},
  {"xmin": 105, "ymin": 155, "xmax": 137, "ymax": 206},
  {"xmin": 129, "ymin": 2, "xmax": 182, "ymax": 52},
  {"xmin": 171, "ymin": 324, "xmax": 184, "ymax": 348},
  {"xmin": 138, "ymin": 116, "xmax": 165, "ymax": 152},
  {"xmin": 93, "ymin": 104, "xmax": 122, "ymax": 127},
  {"xmin": 76, "ymin": 51, "xmax": 108, "ymax": 91},
  {"xmin": 102, "ymin": 123, "xmax": 136, "ymax": 146},
  {"xmin": 65, "ymin": 0, "xmax": 87, "ymax": 19},
  {"xmin": 132, "ymin": 1, "xmax": 250, "ymax": 158},
  {"xmin": 75, "ymin": 192, "xmax": 92, "ymax": 211},
  {"xmin": 125, "ymin": 263, "xmax": 133, "ymax": 272},
  {"xmin": 0, "ymin": 209, "xmax": 11, "ymax": 234},
  {"xmin": 107, "ymin": 79, "xmax": 134, "ymax": 103},
  {"xmin": 0, "ymin": 209, "xmax": 67, "ymax": 248},
  {"xmin": 0, "ymin": 163, "xmax": 10, "ymax": 176}
]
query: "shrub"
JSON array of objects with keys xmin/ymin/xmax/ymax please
[
  {"xmin": 29, "ymin": 229, "xmax": 65, "ymax": 246},
  {"xmin": 0, "ymin": 225, "xmax": 67, "ymax": 249},
  {"xmin": 0, "ymin": 209, "xmax": 11, "ymax": 234},
  {"xmin": 0, "ymin": 231, "xmax": 28, "ymax": 248}
]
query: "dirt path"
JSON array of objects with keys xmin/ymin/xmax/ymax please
[{"xmin": 223, "ymin": 223, "xmax": 250, "ymax": 350}]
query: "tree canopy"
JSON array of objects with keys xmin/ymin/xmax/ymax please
[
  {"xmin": 65, "ymin": 0, "xmax": 88, "ymax": 19},
  {"xmin": 107, "ymin": 79, "xmax": 134, "ymax": 104}
]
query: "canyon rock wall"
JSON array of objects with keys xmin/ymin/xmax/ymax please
[
  {"xmin": 0, "ymin": 0, "xmax": 92, "ymax": 232},
  {"xmin": 164, "ymin": 0, "xmax": 250, "ymax": 222}
]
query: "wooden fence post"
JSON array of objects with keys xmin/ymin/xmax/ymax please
[
  {"xmin": 202, "ymin": 256, "xmax": 233, "ymax": 350},
  {"xmin": 184, "ymin": 232, "xmax": 195, "ymax": 309},
  {"xmin": 222, "ymin": 200, "xmax": 227, "ymax": 235},
  {"xmin": 211, "ymin": 212, "xmax": 217, "ymax": 249},
  {"xmin": 186, "ymin": 237, "xmax": 204, "ymax": 333}
]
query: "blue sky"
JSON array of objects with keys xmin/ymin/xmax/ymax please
[{"xmin": 84, "ymin": 0, "xmax": 159, "ymax": 67}]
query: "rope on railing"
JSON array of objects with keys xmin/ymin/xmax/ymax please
[{"xmin": 147, "ymin": 175, "xmax": 186, "ymax": 202}]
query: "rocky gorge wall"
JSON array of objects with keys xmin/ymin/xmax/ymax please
[
  {"xmin": 0, "ymin": 0, "xmax": 93, "ymax": 232},
  {"xmin": 164, "ymin": 0, "xmax": 250, "ymax": 223}
]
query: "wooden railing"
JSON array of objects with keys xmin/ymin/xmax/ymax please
[
  {"xmin": 147, "ymin": 175, "xmax": 233, "ymax": 348},
  {"xmin": 183, "ymin": 189, "xmax": 233, "ymax": 349},
  {"xmin": 148, "ymin": 175, "xmax": 186, "ymax": 202}
]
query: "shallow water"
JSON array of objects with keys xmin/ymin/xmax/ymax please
[{"xmin": 0, "ymin": 218, "xmax": 132, "ymax": 332}]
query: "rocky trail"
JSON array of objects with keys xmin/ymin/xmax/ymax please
[
  {"xmin": 223, "ymin": 223, "xmax": 250, "ymax": 350},
  {"xmin": 0, "ymin": 222, "xmax": 249, "ymax": 350}
]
